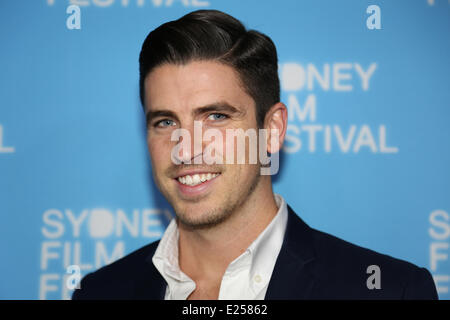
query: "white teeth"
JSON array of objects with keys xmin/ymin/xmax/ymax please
[
  {"xmin": 177, "ymin": 173, "xmax": 219, "ymax": 186},
  {"xmin": 192, "ymin": 174, "xmax": 200, "ymax": 184}
]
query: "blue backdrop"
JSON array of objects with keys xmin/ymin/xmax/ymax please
[{"xmin": 0, "ymin": 0, "xmax": 449, "ymax": 300}]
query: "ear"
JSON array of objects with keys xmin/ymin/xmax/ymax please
[{"xmin": 263, "ymin": 102, "xmax": 288, "ymax": 154}]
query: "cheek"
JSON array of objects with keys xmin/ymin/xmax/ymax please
[
  {"xmin": 147, "ymin": 136, "xmax": 171, "ymax": 167},
  {"xmin": 215, "ymin": 128, "xmax": 258, "ymax": 165}
]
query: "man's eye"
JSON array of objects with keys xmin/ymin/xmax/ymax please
[
  {"xmin": 155, "ymin": 119, "xmax": 176, "ymax": 128},
  {"xmin": 207, "ymin": 113, "xmax": 228, "ymax": 121}
]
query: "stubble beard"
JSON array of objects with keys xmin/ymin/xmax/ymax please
[{"xmin": 168, "ymin": 165, "xmax": 262, "ymax": 231}]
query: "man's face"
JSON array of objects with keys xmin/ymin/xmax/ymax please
[{"xmin": 144, "ymin": 60, "xmax": 262, "ymax": 229}]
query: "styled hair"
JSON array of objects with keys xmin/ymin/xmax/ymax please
[{"xmin": 138, "ymin": 9, "xmax": 280, "ymax": 127}]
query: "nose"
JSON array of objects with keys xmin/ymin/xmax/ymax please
[{"xmin": 171, "ymin": 120, "xmax": 204, "ymax": 165}]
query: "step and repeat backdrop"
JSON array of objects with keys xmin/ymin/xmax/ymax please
[{"xmin": 0, "ymin": 0, "xmax": 449, "ymax": 300}]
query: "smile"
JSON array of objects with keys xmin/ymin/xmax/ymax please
[{"xmin": 177, "ymin": 173, "xmax": 220, "ymax": 187}]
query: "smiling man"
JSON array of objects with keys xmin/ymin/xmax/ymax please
[{"xmin": 72, "ymin": 9, "xmax": 438, "ymax": 300}]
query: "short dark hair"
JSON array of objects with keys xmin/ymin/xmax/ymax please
[{"xmin": 138, "ymin": 9, "xmax": 280, "ymax": 127}]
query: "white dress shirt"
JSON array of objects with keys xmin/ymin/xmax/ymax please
[{"xmin": 152, "ymin": 193, "xmax": 288, "ymax": 300}]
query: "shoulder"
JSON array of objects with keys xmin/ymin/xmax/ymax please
[
  {"xmin": 282, "ymin": 206, "xmax": 437, "ymax": 299},
  {"xmin": 72, "ymin": 240, "xmax": 160, "ymax": 300},
  {"xmin": 308, "ymin": 226, "xmax": 437, "ymax": 299}
]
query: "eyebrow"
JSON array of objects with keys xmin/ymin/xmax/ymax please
[
  {"xmin": 146, "ymin": 101, "xmax": 244, "ymax": 126},
  {"xmin": 146, "ymin": 110, "xmax": 177, "ymax": 126}
]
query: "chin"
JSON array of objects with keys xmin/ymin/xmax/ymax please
[{"xmin": 174, "ymin": 203, "xmax": 230, "ymax": 229}]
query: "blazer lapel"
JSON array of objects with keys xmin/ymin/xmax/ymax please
[
  {"xmin": 132, "ymin": 242, "xmax": 167, "ymax": 300},
  {"xmin": 265, "ymin": 205, "xmax": 318, "ymax": 299}
]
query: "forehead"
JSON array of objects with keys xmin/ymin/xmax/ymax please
[{"xmin": 143, "ymin": 60, "xmax": 255, "ymax": 113}]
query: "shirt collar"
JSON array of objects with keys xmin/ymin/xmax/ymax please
[{"xmin": 152, "ymin": 218, "xmax": 187, "ymax": 281}]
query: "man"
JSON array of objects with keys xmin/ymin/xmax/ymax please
[{"xmin": 72, "ymin": 9, "xmax": 437, "ymax": 300}]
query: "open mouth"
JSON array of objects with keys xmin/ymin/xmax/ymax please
[{"xmin": 176, "ymin": 173, "xmax": 221, "ymax": 187}]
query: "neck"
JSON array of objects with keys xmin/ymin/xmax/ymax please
[{"xmin": 177, "ymin": 176, "xmax": 279, "ymax": 282}]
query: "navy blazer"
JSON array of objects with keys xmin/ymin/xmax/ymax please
[{"xmin": 72, "ymin": 205, "xmax": 438, "ymax": 300}]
